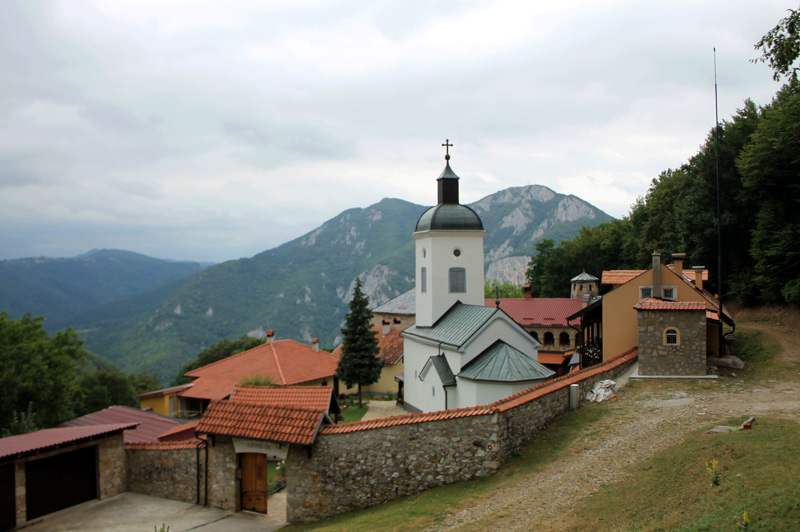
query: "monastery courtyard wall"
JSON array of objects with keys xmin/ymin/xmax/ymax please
[{"xmin": 287, "ymin": 349, "xmax": 638, "ymax": 523}]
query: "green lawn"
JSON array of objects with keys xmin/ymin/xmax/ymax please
[{"xmin": 339, "ymin": 403, "xmax": 369, "ymax": 424}]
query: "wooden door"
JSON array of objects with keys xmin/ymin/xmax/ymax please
[{"xmin": 241, "ymin": 453, "xmax": 268, "ymax": 513}]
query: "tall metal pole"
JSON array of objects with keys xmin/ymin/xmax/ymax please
[{"xmin": 714, "ymin": 48, "xmax": 724, "ymax": 356}]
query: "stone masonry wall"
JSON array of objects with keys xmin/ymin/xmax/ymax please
[
  {"xmin": 98, "ymin": 433, "xmax": 127, "ymax": 499},
  {"xmin": 127, "ymin": 446, "xmax": 203, "ymax": 504},
  {"xmin": 287, "ymin": 413, "xmax": 503, "ymax": 521},
  {"xmin": 206, "ymin": 436, "xmax": 238, "ymax": 511},
  {"xmin": 638, "ymin": 309, "xmax": 706, "ymax": 376},
  {"xmin": 287, "ymin": 351, "xmax": 637, "ymax": 523}
]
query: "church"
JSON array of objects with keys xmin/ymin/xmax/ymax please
[{"xmin": 401, "ymin": 143, "xmax": 554, "ymax": 414}]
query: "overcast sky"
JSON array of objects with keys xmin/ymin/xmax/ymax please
[{"xmin": 0, "ymin": 1, "xmax": 791, "ymax": 263}]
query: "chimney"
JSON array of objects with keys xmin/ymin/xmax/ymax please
[
  {"xmin": 652, "ymin": 251, "xmax": 661, "ymax": 299},
  {"xmin": 692, "ymin": 266, "xmax": 705, "ymax": 291},
  {"xmin": 266, "ymin": 330, "xmax": 274, "ymax": 344},
  {"xmin": 382, "ymin": 318, "xmax": 391, "ymax": 337},
  {"xmin": 312, "ymin": 338, "xmax": 319, "ymax": 352},
  {"xmin": 672, "ymin": 253, "xmax": 686, "ymax": 279},
  {"xmin": 523, "ymin": 284, "xmax": 532, "ymax": 299}
]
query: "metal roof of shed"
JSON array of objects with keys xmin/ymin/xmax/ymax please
[{"xmin": 0, "ymin": 423, "xmax": 136, "ymax": 461}]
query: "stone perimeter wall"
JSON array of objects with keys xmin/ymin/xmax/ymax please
[
  {"xmin": 287, "ymin": 353, "xmax": 637, "ymax": 523},
  {"xmin": 127, "ymin": 446, "xmax": 203, "ymax": 505}
]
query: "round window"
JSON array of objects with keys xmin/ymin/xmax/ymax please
[{"xmin": 453, "ymin": 249, "xmax": 461, "ymax": 257}]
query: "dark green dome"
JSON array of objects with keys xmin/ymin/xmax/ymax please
[{"xmin": 415, "ymin": 203, "xmax": 484, "ymax": 232}]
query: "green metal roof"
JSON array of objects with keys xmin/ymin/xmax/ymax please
[
  {"xmin": 422, "ymin": 355, "xmax": 456, "ymax": 387},
  {"xmin": 402, "ymin": 302, "xmax": 498, "ymax": 348},
  {"xmin": 458, "ymin": 341, "xmax": 555, "ymax": 382},
  {"xmin": 415, "ymin": 203, "xmax": 484, "ymax": 232}
]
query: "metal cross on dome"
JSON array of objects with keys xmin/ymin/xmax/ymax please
[{"xmin": 442, "ymin": 139, "xmax": 453, "ymax": 160}]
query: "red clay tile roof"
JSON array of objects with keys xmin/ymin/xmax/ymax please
[
  {"xmin": 0, "ymin": 423, "xmax": 137, "ymax": 461},
  {"xmin": 125, "ymin": 441, "xmax": 204, "ymax": 451},
  {"xmin": 603, "ymin": 266, "xmax": 709, "ymax": 286},
  {"xmin": 485, "ymin": 298, "xmax": 583, "ymax": 327},
  {"xmin": 157, "ymin": 420, "xmax": 201, "ymax": 442},
  {"xmin": 668, "ymin": 265, "xmax": 709, "ymax": 281},
  {"xmin": 332, "ymin": 327, "xmax": 404, "ymax": 365},
  {"xmin": 60, "ymin": 405, "xmax": 180, "ymax": 444},
  {"xmin": 537, "ymin": 352, "xmax": 569, "ymax": 365},
  {"xmin": 633, "ymin": 298, "xmax": 707, "ymax": 311},
  {"xmin": 137, "ymin": 383, "xmax": 193, "ymax": 399},
  {"xmin": 321, "ymin": 347, "xmax": 639, "ymax": 433},
  {"xmin": 228, "ymin": 385, "xmax": 334, "ymax": 412},
  {"xmin": 321, "ymin": 405, "xmax": 495, "ymax": 434},
  {"xmin": 602, "ymin": 270, "xmax": 646, "ymax": 285},
  {"xmin": 195, "ymin": 402, "xmax": 329, "ymax": 445},
  {"xmin": 180, "ymin": 339, "xmax": 340, "ymax": 401}
]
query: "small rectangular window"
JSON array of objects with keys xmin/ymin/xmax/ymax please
[
  {"xmin": 449, "ymin": 267, "xmax": 466, "ymax": 293},
  {"xmin": 662, "ymin": 286, "xmax": 676, "ymax": 300},
  {"xmin": 421, "ymin": 267, "xmax": 427, "ymax": 293},
  {"xmin": 639, "ymin": 286, "xmax": 653, "ymax": 299}
]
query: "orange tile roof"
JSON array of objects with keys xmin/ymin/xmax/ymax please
[
  {"xmin": 667, "ymin": 264, "xmax": 709, "ymax": 281},
  {"xmin": 196, "ymin": 402, "xmax": 329, "ymax": 445},
  {"xmin": 332, "ymin": 326, "xmax": 404, "ymax": 365},
  {"xmin": 602, "ymin": 270, "xmax": 646, "ymax": 285},
  {"xmin": 321, "ymin": 347, "xmax": 639, "ymax": 434},
  {"xmin": 125, "ymin": 441, "xmax": 204, "ymax": 451},
  {"xmin": 321, "ymin": 405, "xmax": 495, "ymax": 434},
  {"xmin": 634, "ymin": 298, "xmax": 707, "ymax": 311},
  {"xmin": 0, "ymin": 423, "xmax": 137, "ymax": 461},
  {"xmin": 484, "ymin": 298, "xmax": 582, "ymax": 327},
  {"xmin": 228, "ymin": 385, "xmax": 334, "ymax": 412},
  {"xmin": 180, "ymin": 339, "xmax": 340, "ymax": 401},
  {"xmin": 537, "ymin": 351, "xmax": 569, "ymax": 365},
  {"xmin": 136, "ymin": 383, "xmax": 193, "ymax": 399}
]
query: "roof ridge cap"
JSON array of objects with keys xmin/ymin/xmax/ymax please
[
  {"xmin": 184, "ymin": 343, "xmax": 268, "ymax": 376},
  {"xmin": 270, "ymin": 342, "xmax": 287, "ymax": 385}
]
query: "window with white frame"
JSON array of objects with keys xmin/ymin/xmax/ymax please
[
  {"xmin": 639, "ymin": 286, "xmax": 653, "ymax": 299},
  {"xmin": 664, "ymin": 328, "xmax": 679, "ymax": 345},
  {"xmin": 661, "ymin": 286, "xmax": 676, "ymax": 300}
]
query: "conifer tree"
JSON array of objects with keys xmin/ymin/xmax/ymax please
[{"xmin": 336, "ymin": 277, "xmax": 382, "ymax": 408}]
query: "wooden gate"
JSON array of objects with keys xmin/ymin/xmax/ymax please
[{"xmin": 240, "ymin": 453, "xmax": 268, "ymax": 513}]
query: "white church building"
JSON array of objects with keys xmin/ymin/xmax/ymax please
[{"xmin": 401, "ymin": 146, "xmax": 554, "ymax": 414}]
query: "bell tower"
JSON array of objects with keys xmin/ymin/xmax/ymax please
[{"xmin": 413, "ymin": 140, "xmax": 487, "ymax": 327}]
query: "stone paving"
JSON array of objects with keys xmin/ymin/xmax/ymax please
[{"xmin": 360, "ymin": 400, "xmax": 408, "ymax": 420}]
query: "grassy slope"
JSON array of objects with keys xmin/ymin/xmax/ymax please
[{"xmin": 281, "ymin": 321, "xmax": 800, "ymax": 532}]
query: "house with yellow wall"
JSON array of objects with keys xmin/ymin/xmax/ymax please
[
  {"xmin": 569, "ymin": 252, "xmax": 733, "ymax": 376},
  {"xmin": 137, "ymin": 383, "xmax": 193, "ymax": 417},
  {"xmin": 333, "ymin": 325, "xmax": 404, "ymax": 397}
]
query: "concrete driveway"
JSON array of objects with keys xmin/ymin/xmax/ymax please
[{"xmin": 20, "ymin": 491, "xmax": 287, "ymax": 532}]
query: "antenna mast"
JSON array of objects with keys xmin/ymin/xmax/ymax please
[{"xmin": 714, "ymin": 48, "xmax": 724, "ymax": 356}]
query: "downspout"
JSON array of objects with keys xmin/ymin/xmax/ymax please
[
  {"xmin": 204, "ymin": 442, "xmax": 209, "ymax": 506},
  {"xmin": 195, "ymin": 443, "xmax": 200, "ymax": 505}
]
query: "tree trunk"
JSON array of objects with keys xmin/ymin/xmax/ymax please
[{"xmin": 357, "ymin": 383, "xmax": 363, "ymax": 408}]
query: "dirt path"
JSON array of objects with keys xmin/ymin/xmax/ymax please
[{"xmin": 428, "ymin": 323, "xmax": 800, "ymax": 532}]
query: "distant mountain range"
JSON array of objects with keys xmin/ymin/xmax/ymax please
[
  {"xmin": 2, "ymin": 185, "xmax": 612, "ymax": 382},
  {"xmin": 0, "ymin": 249, "xmax": 208, "ymax": 327}
]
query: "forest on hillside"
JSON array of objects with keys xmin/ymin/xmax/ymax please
[{"xmin": 527, "ymin": 8, "xmax": 800, "ymax": 306}]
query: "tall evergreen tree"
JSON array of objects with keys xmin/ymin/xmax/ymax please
[{"xmin": 336, "ymin": 278, "xmax": 382, "ymax": 408}]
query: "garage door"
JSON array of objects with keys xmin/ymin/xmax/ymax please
[
  {"xmin": 0, "ymin": 463, "xmax": 15, "ymax": 532},
  {"xmin": 26, "ymin": 446, "xmax": 97, "ymax": 520}
]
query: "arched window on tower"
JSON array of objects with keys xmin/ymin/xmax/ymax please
[
  {"xmin": 421, "ymin": 267, "xmax": 427, "ymax": 293},
  {"xmin": 531, "ymin": 331, "xmax": 539, "ymax": 342},
  {"xmin": 449, "ymin": 267, "xmax": 466, "ymax": 293},
  {"xmin": 559, "ymin": 332, "xmax": 570, "ymax": 346},
  {"xmin": 543, "ymin": 332, "xmax": 554, "ymax": 346}
]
